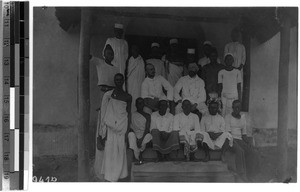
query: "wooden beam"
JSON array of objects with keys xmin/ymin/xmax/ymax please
[
  {"xmin": 95, "ymin": 9, "xmax": 236, "ymax": 24},
  {"xmin": 77, "ymin": 8, "xmax": 92, "ymax": 182},
  {"xmin": 276, "ymin": 13, "xmax": 291, "ymax": 181}
]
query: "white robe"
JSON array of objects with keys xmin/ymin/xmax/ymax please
[
  {"xmin": 103, "ymin": 37, "xmax": 128, "ymax": 75},
  {"xmin": 97, "ymin": 90, "xmax": 128, "ymax": 182},
  {"xmin": 162, "ymin": 55, "xmax": 183, "ymax": 86},
  {"xmin": 127, "ymin": 55, "xmax": 145, "ymax": 112},
  {"xmin": 174, "ymin": 75, "xmax": 207, "ymax": 114}
]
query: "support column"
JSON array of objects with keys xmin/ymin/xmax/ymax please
[
  {"xmin": 78, "ymin": 8, "xmax": 92, "ymax": 182},
  {"xmin": 277, "ymin": 13, "xmax": 291, "ymax": 181}
]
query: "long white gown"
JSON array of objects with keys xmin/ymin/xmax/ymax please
[{"xmin": 94, "ymin": 90, "xmax": 128, "ymax": 182}]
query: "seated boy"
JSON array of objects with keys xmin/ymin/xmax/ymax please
[
  {"xmin": 200, "ymin": 101, "xmax": 233, "ymax": 161},
  {"xmin": 128, "ymin": 98, "xmax": 152, "ymax": 164}
]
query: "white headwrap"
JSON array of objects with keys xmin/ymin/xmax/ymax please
[{"xmin": 114, "ymin": 23, "xmax": 124, "ymax": 29}]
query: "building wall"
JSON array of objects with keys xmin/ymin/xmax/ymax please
[
  {"xmin": 249, "ymin": 27, "xmax": 297, "ymax": 130},
  {"xmin": 33, "ymin": 7, "xmax": 80, "ymax": 126}
]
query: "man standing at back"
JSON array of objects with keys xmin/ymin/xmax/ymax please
[
  {"xmin": 224, "ymin": 28, "xmax": 246, "ymax": 71},
  {"xmin": 146, "ymin": 42, "xmax": 166, "ymax": 79},
  {"xmin": 103, "ymin": 23, "xmax": 128, "ymax": 76}
]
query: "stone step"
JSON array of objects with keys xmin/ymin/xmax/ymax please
[{"xmin": 131, "ymin": 161, "xmax": 235, "ymax": 182}]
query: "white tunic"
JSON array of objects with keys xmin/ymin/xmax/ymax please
[
  {"xmin": 174, "ymin": 75, "xmax": 206, "ymax": 104},
  {"xmin": 127, "ymin": 55, "xmax": 145, "ymax": 112},
  {"xmin": 218, "ymin": 69, "xmax": 242, "ymax": 97},
  {"xmin": 103, "ymin": 37, "xmax": 128, "ymax": 75},
  {"xmin": 200, "ymin": 114, "xmax": 226, "ymax": 133},
  {"xmin": 225, "ymin": 114, "xmax": 247, "ymax": 140},
  {"xmin": 90, "ymin": 56, "xmax": 118, "ymax": 86},
  {"xmin": 150, "ymin": 111, "xmax": 174, "ymax": 133},
  {"xmin": 141, "ymin": 76, "xmax": 173, "ymax": 101},
  {"xmin": 198, "ymin": 56, "xmax": 221, "ymax": 68},
  {"xmin": 174, "ymin": 75, "xmax": 207, "ymax": 114},
  {"xmin": 224, "ymin": 42, "xmax": 246, "ymax": 68},
  {"xmin": 200, "ymin": 113, "xmax": 233, "ymax": 149}
]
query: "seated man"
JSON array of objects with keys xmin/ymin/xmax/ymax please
[
  {"xmin": 141, "ymin": 63, "xmax": 173, "ymax": 114},
  {"xmin": 150, "ymin": 100, "xmax": 180, "ymax": 161},
  {"xmin": 128, "ymin": 98, "xmax": 152, "ymax": 164},
  {"xmin": 225, "ymin": 100, "xmax": 260, "ymax": 181},
  {"xmin": 200, "ymin": 101, "xmax": 233, "ymax": 162},
  {"xmin": 173, "ymin": 99, "xmax": 211, "ymax": 161},
  {"xmin": 174, "ymin": 62, "xmax": 207, "ymax": 120}
]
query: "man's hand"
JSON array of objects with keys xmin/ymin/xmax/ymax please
[
  {"xmin": 237, "ymin": 64, "xmax": 243, "ymax": 70},
  {"xmin": 191, "ymin": 103, "xmax": 198, "ymax": 111}
]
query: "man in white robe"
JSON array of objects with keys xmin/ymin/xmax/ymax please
[
  {"xmin": 128, "ymin": 98, "xmax": 152, "ymax": 162},
  {"xmin": 174, "ymin": 62, "xmax": 207, "ymax": 120},
  {"xmin": 103, "ymin": 23, "xmax": 128, "ymax": 75},
  {"xmin": 96, "ymin": 74, "xmax": 132, "ymax": 182},
  {"xmin": 162, "ymin": 38, "xmax": 185, "ymax": 86},
  {"xmin": 146, "ymin": 42, "xmax": 166, "ymax": 78},
  {"xmin": 141, "ymin": 63, "xmax": 173, "ymax": 113},
  {"xmin": 200, "ymin": 101, "xmax": 233, "ymax": 161},
  {"xmin": 127, "ymin": 45, "xmax": 145, "ymax": 112},
  {"xmin": 224, "ymin": 28, "xmax": 246, "ymax": 93}
]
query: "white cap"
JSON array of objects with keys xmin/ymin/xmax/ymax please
[
  {"xmin": 187, "ymin": 48, "xmax": 195, "ymax": 54},
  {"xmin": 114, "ymin": 23, "xmax": 124, "ymax": 29},
  {"xmin": 224, "ymin": 53, "xmax": 234, "ymax": 60},
  {"xmin": 151, "ymin": 42, "xmax": 160, "ymax": 48},
  {"xmin": 203, "ymin": 41, "xmax": 212, "ymax": 46},
  {"xmin": 170, "ymin": 38, "xmax": 178, "ymax": 45}
]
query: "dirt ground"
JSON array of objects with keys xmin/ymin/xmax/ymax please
[{"xmin": 33, "ymin": 146, "xmax": 297, "ymax": 183}]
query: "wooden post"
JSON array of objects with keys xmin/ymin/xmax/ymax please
[
  {"xmin": 277, "ymin": 13, "xmax": 291, "ymax": 181},
  {"xmin": 241, "ymin": 30, "xmax": 251, "ymax": 112},
  {"xmin": 78, "ymin": 8, "xmax": 92, "ymax": 181}
]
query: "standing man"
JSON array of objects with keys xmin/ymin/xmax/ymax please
[
  {"xmin": 150, "ymin": 100, "xmax": 180, "ymax": 161},
  {"xmin": 198, "ymin": 41, "xmax": 221, "ymax": 68},
  {"xmin": 103, "ymin": 23, "xmax": 128, "ymax": 76},
  {"xmin": 201, "ymin": 47, "xmax": 225, "ymax": 99},
  {"xmin": 146, "ymin": 42, "xmax": 166, "ymax": 78},
  {"xmin": 162, "ymin": 38, "xmax": 185, "ymax": 86},
  {"xmin": 224, "ymin": 28, "xmax": 246, "ymax": 70},
  {"xmin": 224, "ymin": 28, "xmax": 246, "ymax": 95},
  {"xmin": 127, "ymin": 45, "xmax": 145, "ymax": 112},
  {"xmin": 218, "ymin": 53, "xmax": 242, "ymax": 116},
  {"xmin": 141, "ymin": 63, "xmax": 173, "ymax": 114},
  {"xmin": 174, "ymin": 62, "xmax": 207, "ymax": 120},
  {"xmin": 97, "ymin": 73, "xmax": 132, "ymax": 182}
]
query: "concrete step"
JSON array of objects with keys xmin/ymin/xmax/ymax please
[{"xmin": 131, "ymin": 161, "xmax": 235, "ymax": 182}]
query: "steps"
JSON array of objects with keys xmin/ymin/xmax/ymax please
[{"xmin": 131, "ymin": 161, "xmax": 235, "ymax": 182}]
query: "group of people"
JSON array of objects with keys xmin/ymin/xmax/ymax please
[{"xmin": 92, "ymin": 23, "xmax": 258, "ymax": 182}]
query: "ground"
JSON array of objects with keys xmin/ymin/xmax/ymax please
[{"xmin": 33, "ymin": 146, "xmax": 297, "ymax": 183}]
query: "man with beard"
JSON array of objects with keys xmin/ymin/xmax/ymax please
[{"xmin": 174, "ymin": 62, "xmax": 207, "ymax": 121}]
